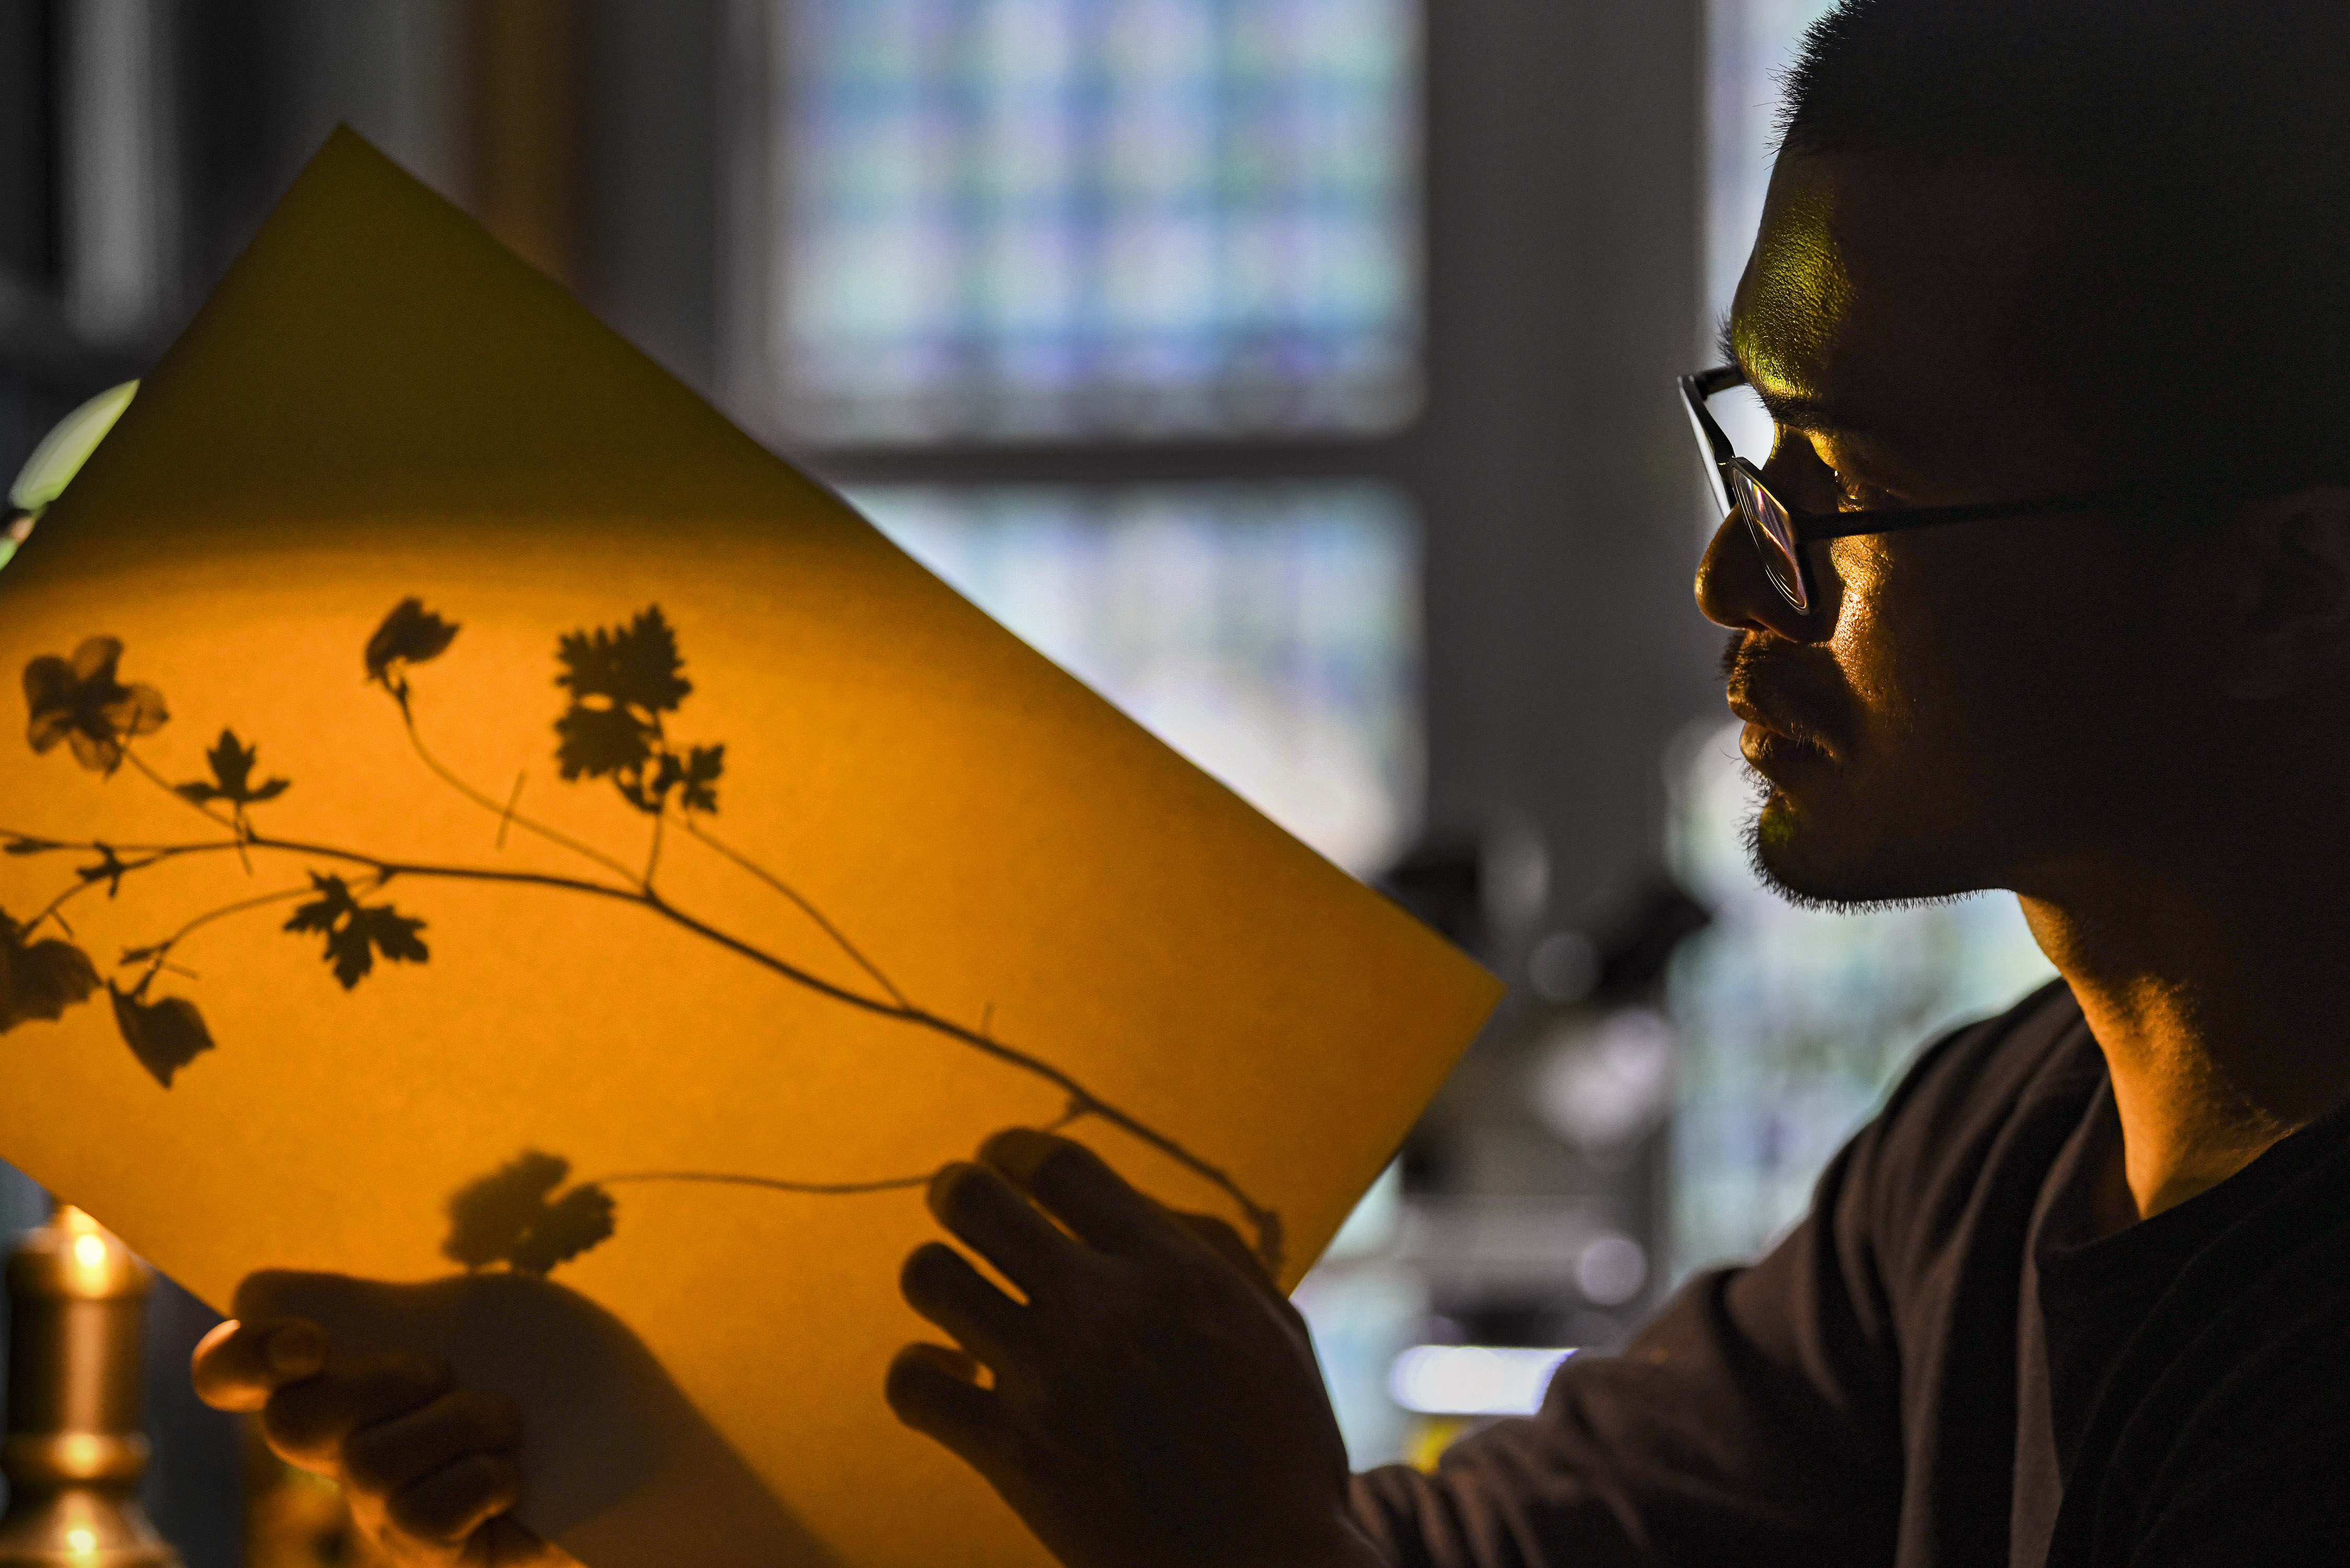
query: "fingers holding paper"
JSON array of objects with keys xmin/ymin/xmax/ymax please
[
  {"xmin": 188, "ymin": 1315, "xmax": 327, "ymax": 1410},
  {"xmin": 889, "ymin": 1128, "xmax": 1384, "ymax": 1568},
  {"xmin": 192, "ymin": 1314, "xmax": 567, "ymax": 1567}
]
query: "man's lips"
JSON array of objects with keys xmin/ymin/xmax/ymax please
[
  {"xmin": 1735, "ymin": 714, "xmax": 1831, "ymax": 780},
  {"xmin": 1726, "ymin": 693, "xmax": 1839, "ymax": 775},
  {"xmin": 1721, "ymin": 633, "xmax": 1848, "ymax": 774}
]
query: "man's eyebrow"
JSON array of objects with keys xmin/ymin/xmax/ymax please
[
  {"xmin": 1756, "ymin": 389, "xmax": 1879, "ymax": 438},
  {"xmin": 1714, "ymin": 316, "xmax": 1881, "ymax": 438}
]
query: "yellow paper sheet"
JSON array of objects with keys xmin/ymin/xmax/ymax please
[{"xmin": 0, "ymin": 131, "xmax": 1499, "ymax": 1568}]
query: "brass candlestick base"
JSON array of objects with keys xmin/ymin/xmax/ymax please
[{"xmin": 0, "ymin": 1207, "xmax": 181, "ymax": 1566}]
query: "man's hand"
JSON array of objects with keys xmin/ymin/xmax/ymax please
[
  {"xmin": 888, "ymin": 1128, "xmax": 1387, "ymax": 1568},
  {"xmin": 192, "ymin": 1316, "xmax": 572, "ymax": 1567}
]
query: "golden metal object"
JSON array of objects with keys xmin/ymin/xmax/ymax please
[{"xmin": 0, "ymin": 1206, "xmax": 181, "ymax": 1566}]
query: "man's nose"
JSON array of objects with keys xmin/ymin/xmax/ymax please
[{"xmin": 1694, "ymin": 509, "xmax": 1828, "ymax": 640}]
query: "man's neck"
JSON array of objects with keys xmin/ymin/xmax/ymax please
[{"xmin": 2020, "ymin": 869, "xmax": 2350, "ymax": 1222}]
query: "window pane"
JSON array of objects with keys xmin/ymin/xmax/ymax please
[
  {"xmin": 1665, "ymin": 721, "xmax": 2054, "ymax": 1274},
  {"xmin": 853, "ymin": 482, "xmax": 1421, "ymax": 875},
  {"xmin": 781, "ymin": 0, "xmax": 1423, "ymax": 442}
]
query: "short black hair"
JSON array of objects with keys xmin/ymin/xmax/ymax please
[{"xmin": 1776, "ymin": 1, "xmax": 2350, "ymax": 493}]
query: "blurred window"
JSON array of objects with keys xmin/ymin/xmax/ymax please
[
  {"xmin": 1706, "ymin": 0, "xmax": 1841, "ymax": 324},
  {"xmin": 1697, "ymin": 0, "xmax": 1842, "ymax": 478},
  {"xmin": 857, "ymin": 482, "xmax": 1420, "ymax": 876},
  {"xmin": 1665, "ymin": 721, "xmax": 2055, "ymax": 1276},
  {"xmin": 765, "ymin": 1, "xmax": 1431, "ymax": 1462},
  {"xmin": 772, "ymin": 0, "xmax": 1422, "ymax": 442},
  {"xmin": 760, "ymin": 0, "xmax": 1434, "ymax": 875}
]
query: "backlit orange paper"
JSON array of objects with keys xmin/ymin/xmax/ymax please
[{"xmin": 0, "ymin": 132, "xmax": 1500, "ymax": 1568}]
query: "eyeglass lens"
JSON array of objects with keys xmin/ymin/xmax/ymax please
[{"xmin": 1727, "ymin": 466, "xmax": 1807, "ymax": 612}]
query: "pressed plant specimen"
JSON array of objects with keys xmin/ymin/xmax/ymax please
[{"xmin": 2, "ymin": 602, "xmax": 1282, "ymax": 1278}]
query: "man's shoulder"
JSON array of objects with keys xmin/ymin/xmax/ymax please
[
  {"xmin": 1875, "ymin": 975, "xmax": 2087, "ymax": 1132},
  {"xmin": 1833, "ymin": 977, "xmax": 2096, "ymax": 1251}
]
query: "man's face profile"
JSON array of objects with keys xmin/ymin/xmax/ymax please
[{"xmin": 1700, "ymin": 151, "xmax": 2213, "ymax": 912}]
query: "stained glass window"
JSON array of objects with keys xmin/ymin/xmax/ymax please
[
  {"xmin": 778, "ymin": 0, "xmax": 1423, "ymax": 442},
  {"xmin": 855, "ymin": 482, "xmax": 1420, "ymax": 876}
]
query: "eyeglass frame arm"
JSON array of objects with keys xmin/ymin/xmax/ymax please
[{"xmin": 1677, "ymin": 365, "xmax": 2139, "ymax": 544}]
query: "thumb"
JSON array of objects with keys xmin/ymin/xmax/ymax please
[{"xmin": 190, "ymin": 1317, "xmax": 327, "ymax": 1412}]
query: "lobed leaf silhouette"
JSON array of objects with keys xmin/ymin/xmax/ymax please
[
  {"xmin": 174, "ymin": 727, "xmax": 290, "ymax": 807},
  {"xmin": 677, "ymin": 745, "xmax": 724, "ymax": 815},
  {"xmin": 105, "ymin": 981, "xmax": 214, "ymax": 1087},
  {"xmin": 11, "ymin": 602, "xmax": 1282, "ymax": 1266},
  {"xmin": 284, "ymin": 873, "xmax": 430, "ymax": 989},
  {"xmin": 365, "ymin": 599, "xmax": 461, "ymax": 696},
  {"xmin": 0, "ymin": 908, "xmax": 100, "ymax": 1032},
  {"xmin": 556, "ymin": 607, "xmax": 691, "ymax": 715},
  {"xmin": 552, "ymin": 607, "xmax": 726, "ymax": 817},
  {"xmin": 24, "ymin": 636, "xmax": 167, "ymax": 774},
  {"xmin": 513, "ymin": 1185, "xmax": 619, "ymax": 1276},
  {"xmin": 443, "ymin": 1151, "xmax": 618, "ymax": 1276},
  {"xmin": 620, "ymin": 745, "xmax": 727, "ymax": 816},
  {"xmin": 555, "ymin": 701, "xmax": 652, "ymax": 783}
]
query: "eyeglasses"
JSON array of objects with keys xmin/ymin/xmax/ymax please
[{"xmin": 1679, "ymin": 363, "xmax": 2136, "ymax": 614}]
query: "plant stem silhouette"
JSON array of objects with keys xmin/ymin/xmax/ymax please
[
  {"xmin": 9, "ymin": 807, "xmax": 1283, "ymax": 1268},
  {"xmin": 597, "ymin": 1169, "xmax": 937, "ymax": 1197},
  {"xmin": 396, "ymin": 700, "xmax": 640, "ymax": 886},
  {"xmin": 496, "ymin": 773, "xmax": 526, "ymax": 850},
  {"xmin": 679, "ymin": 816, "xmax": 910, "ymax": 1009},
  {"xmin": 644, "ymin": 807, "xmax": 666, "ymax": 889},
  {"xmin": 122, "ymin": 883, "xmax": 314, "ymax": 989},
  {"xmin": 397, "ymin": 688, "xmax": 916, "ymax": 1011},
  {"xmin": 123, "ymin": 749, "xmax": 244, "ymax": 867},
  {"xmin": 518, "ymin": 1101, "xmax": 1099, "ymax": 1232},
  {"xmin": 8, "ymin": 611, "xmax": 1286, "ymax": 1273},
  {"xmin": 17, "ymin": 838, "xmax": 246, "ymax": 937}
]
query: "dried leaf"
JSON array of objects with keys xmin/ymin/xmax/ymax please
[
  {"xmin": 442, "ymin": 1151, "xmax": 617, "ymax": 1277},
  {"xmin": 679, "ymin": 745, "xmax": 724, "ymax": 815},
  {"xmin": 556, "ymin": 607, "xmax": 691, "ymax": 716},
  {"xmin": 105, "ymin": 982, "xmax": 213, "ymax": 1087},
  {"xmin": 284, "ymin": 873, "xmax": 430, "ymax": 989},
  {"xmin": 24, "ymin": 637, "xmax": 167, "ymax": 773},
  {"xmin": 364, "ymin": 599, "xmax": 461, "ymax": 693},
  {"xmin": 554, "ymin": 702, "xmax": 652, "ymax": 783},
  {"xmin": 175, "ymin": 728, "xmax": 291, "ymax": 807},
  {"xmin": 0, "ymin": 908, "xmax": 99, "ymax": 1032}
]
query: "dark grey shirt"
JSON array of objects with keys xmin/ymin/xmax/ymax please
[{"xmin": 1352, "ymin": 981, "xmax": 2350, "ymax": 1567}]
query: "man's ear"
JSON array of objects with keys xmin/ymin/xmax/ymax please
[{"xmin": 2206, "ymin": 484, "xmax": 2350, "ymax": 701}]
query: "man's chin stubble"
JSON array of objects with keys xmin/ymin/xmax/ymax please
[{"xmin": 1739, "ymin": 781, "xmax": 1979, "ymax": 916}]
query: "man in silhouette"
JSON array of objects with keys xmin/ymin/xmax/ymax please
[{"xmin": 194, "ymin": 1, "xmax": 2350, "ymax": 1562}]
